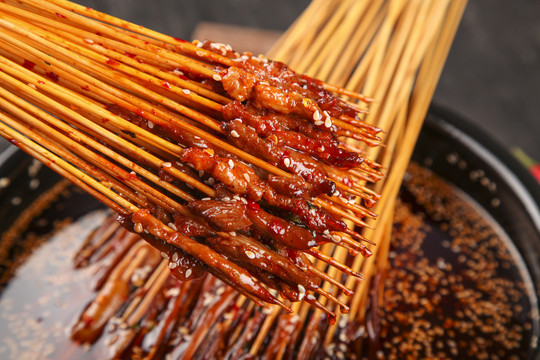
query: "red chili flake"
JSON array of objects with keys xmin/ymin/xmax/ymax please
[
  {"xmin": 151, "ymin": 109, "xmax": 157, "ymax": 115},
  {"xmin": 246, "ymin": 200, "xmax": 260, "ymax": 211},
  {"xmin": 85, "ymin": 7, "xmax": 91, "ymax": 11},
  {"xmin": 101, "ymin": 118, "xmax": 109, "ymax": 124},
  {"xmin": 173, "ymin": 37, "xmax": 187, "ymax": 43},
  {"xmin": 81, "ymin": 85, "xmax": 90, "ymax": 91},
  {"xmin": 37, "ymin": 80, "xmax": 44, "ymax": 84},
  {"xmin": 136, "ymin": 58, "xmax": 145, "ymax": 64},
  {"xmin": 162, "ymin": 82, "xmax": 171, "ymax": 89},
  {"xmin": 144, "ymin": 41, "xmax": 150, "ymax": 45},
  {"xmin": 22, "ymin": 60, "xmax": 35, "ymax": 70},
  {"xmin": 178, "ymin": 75, "xmax": 188, "ymax": 81},
  {"xmin": 124, "ymin": 52, "xmax": 137, "ymax": 58},
  {"xmin": 55, "ymin": 13, "xmax": 66, "ymax": 19},
  {"xmin": 106, "ymin": 58, "xmax": 120, "ymax": 66},
  {"xmin": 45, "ymin": 72, "xmax": 59, "ymax": 82}
]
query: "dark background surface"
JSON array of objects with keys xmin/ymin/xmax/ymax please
[{"xmin": 1, "ymin": 0, "xmax": 539, "ymax": 163}]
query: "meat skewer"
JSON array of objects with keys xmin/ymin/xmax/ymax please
[{"xmin": 0, "ymin": 0, "xmax": 385, "ymax": 321}]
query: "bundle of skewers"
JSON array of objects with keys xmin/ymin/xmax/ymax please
[
  {"xmin": 0, "ymin": 0, "xmax": 384, "ymax": 322},
  {"xmin": 0, "ymin": 0, "xmax": 468, "ymax": 358}
]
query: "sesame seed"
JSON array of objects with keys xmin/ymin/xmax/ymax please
[
  {"xmin": 245, "ymin": 250, "xmax": 256, "ymax": 259},
  {"xmin": 29, "ymin": 178, "xmax": 40, "ymax": 190},
  {"xmin": 284, "ymin": 158, "xmax": 291, "ymax": 167},
  {"xmin": 208, "ymin": 177, "xmax": 215, "ymax": 185},
  {"xmin": 307, "ymin": 294, "xmax": 316, "ymax": 301},
  {"xmin": 234, "ymin": 117, "xmax": 243, "ymax": 123},
  {"xmin": 228, "ymin": 159, "xmax": 235, "ymax": 169},
  {"xmin": 182, "ymin": 89, "xmax": 191, "ymax": 95},
  {"xmin": 0, "ymin": 177, "xmax": 10, "ymax": 188},
  {"xmin": 161, "ymin": 252, "xmax": 169, "ymax": 259},
  {"xmin": 212, "ymin": 74, "xmax": 222, "ymax": 81},
  {"xmin": 168, "ymin": 222, "xmax": 178, "ymax": 231},
  {"xmin": 147, "ymin": 121, "xmax": 154, "ymax": 129},
  {"xmin": 222, "ymin": 197, "xmax": 231, "ymax": 201},
  {"xmin": 333, "ymin": 235, "xmax": 342, "ymax": 243},
  {"xmin": 171, "ymin": 252, "xmax": 179, "ymax": 262},
  {"xmin": 173, "ymin": 69, "xmax": 184, "ymax": 76},
  {"xmin": 166, "ymin": 287, "xmax": 180, "ymax": 297},
  {"xmin": 203, "ymin": 148, "xmax": 214, "ymax": 156},
  {"xmin": 314, "ymin": 120, "xmax": 324, "ymax": 126},
  {"xmin": 162, "ymin": 162, "xmax": 172, "ymax": 168},
  {"xmin": 313, "ymin": 110, "xmax": 322, "ymax": 121},
  {"xmin": 11, "ymin": 196, "xmax": 21, "ymax": 206},
  {"xmin": 243, "ymin": 174, "xmax": 250, "ymax": 182},
  {"xmin": 185, "ymin": 269, "xmax": 192, "ymax": 278},
  {"xmin": 325, "ymin": 117, "xmax": 332, "ymax": 128},
  {"xmin": 230, "ymin": 130, "xmax": 240, "ymax": 138},
  {"xmin": 240, "ymin": 197, "xmax": 247, "ymax": 204},
  {"xmin": 229, "ymin": 231, "xmax": 236, "ymax": 236},
  {"xmin": 199, "ymin": 170, "xmax": 205, "ymax": 177},
  {"xmin": 202, "ymin": 197, "xmax": 211, "ymax": 201},
  {"xmin": 324, "ymin": 229, "xmax": 331, "ymax": 236},
  {"xmin": 168, "ymin": 262, "xmax": 177, "ymax": 269},
  {"xmin": 28, "ymin": 83, "xmax": 37, "ymax": 89},
  {"xmin": 134, "ymin": 222, "xmax": 143, "ymax": 233},
  {"xmin": 83, "ymin": 38, "xmax": 94, "ymax": 44}
]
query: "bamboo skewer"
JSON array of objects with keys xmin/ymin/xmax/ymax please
[{"xmin": 0, "ymin": 0, "xmax": 467, "ymax": 356}]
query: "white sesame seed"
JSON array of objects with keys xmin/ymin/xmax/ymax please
[
  {"xmin": 229, "ymin": 231, "xmax": 236, "ymax": 236},
  {"xmin": 279, "ymin": 229, "xmax": 285, "ymax": 235},
  {"xmin": 182, "ymin": 89, "xmax": 191, "ymax": 95},
  {"xmin": 243, "ymin": 174, "xmax": 250, "ymax": 182},
  {"xmin": 240, "ymin": 197, "xmax": 248, "ymax": 204},
  {"xmin": 314, "ymin": 120, "xmax": 324, "ymax": 126},
  {"xmin": 27, "ymin": 83, "xmax": 37, "ymax": 89},
  {"xmin": 162, "ymin": 162, "xmax": 172, "ymax": 168},
  {"xmin": 147, "ymin": 121, "xmax": 154, "ymax": 129},
  {"xmin": 168, "ymin": 262, "xmax": 177, "ymax": 269},
  {"xmin": 199, "ymin": 170, "xmax": 205, "ymax": 177},
  {"xmin": 283, "ymin": 158, "xmax": 291, "ymax": 167},
  {"xmin": 245, "ymin": 250, "xmax": 256, "ymax": 259},
  {"xmin": 230, "ymin": 130, "xmax": 240, "ymax": 138},
  {"xmin": 195, "ymin": 41, "xmax": 203, "ymax": 48},
  {"xmin": 324, "ymin": 229, "xmax": 331, "ymax": 236},
  {"xmin": 11, "ymin": 196, "xmax": 21, "ymax": 206},
  {"xmin": 307, "ymin": 294, "xmax": 316, "ymax": 301},
  {"xmin": 228, "ymin": 159, "xmax": 235, "ymax": 169},
  {"xmin": 298, "ymin": 284, "xmax": 306, "ymax": 300},
  {"xmin": 173, "ymin": 69, "xmax": 184, "ymax": 76},
  {"xmin": 202, "ymin": 197, "xmax": 211, "ymax": 201},
  {"xmin": 161, "ymin": 252, "xmax": 169, "ymax": 259},
  {"xmin": 325, "ymin": 117, "xmax": 332, "ymax": 128},
  {"xmin": 134, "ymin": 222, "xmax": 143, "ymax": 233},
  {"xmin": 168, "ymin": 222, "xmax": 178, "ymax": 231},
  {"xmin": 83, "ymin": 38, "xmax": 94, "ymax": 44},
  {"xmin": 313, "ymin": 110, "xmax": 322, "ymax": 121},
  {"xmin": 333, "ymin": 235, "xmax": 342, "ymax": 243},
  {"xmin": 166, "ymin": 287, "xmax": 180, "ymax": 297},
  {"xmin": 171, "ymin": 252, "xmax": 179, "ymax": 262},
  {"xmin": 207, "ymin": 177, "xmax": 215, "ymax": 185},
  {"xmin": 196, "ymin": 51, "xmax": 204, "ymax": 57},
  {"xmin": 212, "ymin": 74, "xmax": 222, "ymax": 81},
  {"xmin": 185, "ymin": 269, "xmax": 192, "ymax": 278},
  {"xmin": 222, "ymin": 197, "xmax": 231, "ymax": 201}
]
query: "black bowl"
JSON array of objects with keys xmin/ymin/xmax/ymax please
[{"xmin": 0, "ymin": 105, "xmax": 539, "ymax": 357}]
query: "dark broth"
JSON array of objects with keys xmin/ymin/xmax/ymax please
[{"xmin": 0, "ymin": 163, "xmax": 538, "ymax": 359}]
